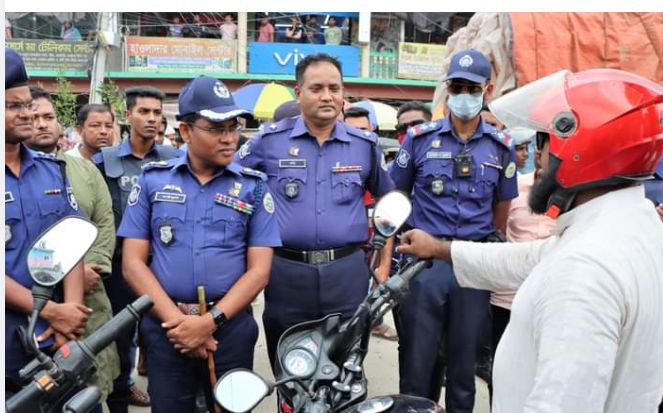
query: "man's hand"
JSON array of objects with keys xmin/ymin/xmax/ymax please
[
  {"xmin": 162, "ymin": 314, "xmax": 216, "ymax": 353},
  {"xmin": 656, "ymin": 203, "xmax": 663, "ymax": 223},
  {"xmin": 396, "ymin": 229, "xmax": 451, "ymax": 261},
  {"xmin": 41, "ymin": 301, "xmax": 92, "ymax": 340},
  {"xmin": 83, "ymin": 264, "xmax": 102, "ymax": 293},
  {"xmin": 187, "ymin": 336, "xmax": 219, "ymax": 359}
]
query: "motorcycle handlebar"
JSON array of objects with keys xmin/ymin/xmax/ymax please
[
  {"xmin": 84, "ymin": 295, "xmax": 152, "ymax": 355},
  {"xmin": 5, "ymin": 381, "xmax": 46, "ymax": 413}
]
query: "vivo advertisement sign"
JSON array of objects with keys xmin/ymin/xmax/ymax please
[{"xmin": 249, "ymin": 43, "xmax": 361, "ymax": 77}]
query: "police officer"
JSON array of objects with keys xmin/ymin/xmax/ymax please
[
  {"xmin": 4, "ymin": 48, "xmax": 88, "ymax": 394},
  {"xmin": 390, "ymin": 49, "xmax": 518, "ymax": 413},
  {"xmin": 94, "ymin": 86, "xmax": 181, "ymax": 413},
  {"xmin": 118, "ymin": 76, "xmax": 281, "ymax": 413},
  {"xmin": 234, "ymin": 53, "xmax": 394, "ymax": 366}
]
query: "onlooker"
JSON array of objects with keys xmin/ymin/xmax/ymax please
[
  {"xmin": 168, "ymin": 16, "xmax": 184, "ymax": 37},
  {"xmin": 509, "ymin": 127, "xmax": 534, "ymax": 171},
  {"xmin": 163, "ymin": 125, "xmax": 177, "ymax": 147},
  {"xmin": 305, "ymin": 15, "xmax": 321, "ymax": 44},
  {"xmin": 186, "ymin": 14, "xmax": 208, "ymax": 38},
  {"xmin": 343, "ymin": 106, "xmax": 373, "ymax": 131},
  {"xmin": 219, "ymin": 13, "xmax": 237, "ymax": 40},
  {"xmin": 257, "ymin": 17, "xmax": 274, "ymax": 42},
  {"xmin": 27, "ymin": 86, "xmax": 121, "ymax": 413},
  {"xmin": 66, "ymin": 104, "xmax": 114, "ymax": 160},
  {"xmin": 6, "ymin": 17, "xmax": 13, "ymax": 39},
  {"xmin": 61, "ymin": 20, "xmax": 82, "ymax": 41},
  {"xmin": 324, "ymin": 16, "xmax": 343, "ymax": 46},
  {"xmin": 395, "ymin": 101, "xmax": 432, "ymax": 144},
  {"xmin": 155, "ymin": 115, "xmax": 167, "ymax": 145},
  {"xmin": 272, "ymin": 100, "xmax": 300, "ymax": 122},
  {"xmin": 285, "ymin": 16, "xmax": 303, "ymax": 43}
]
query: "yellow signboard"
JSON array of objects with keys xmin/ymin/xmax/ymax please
[{"xmin": 397, "ymin": 42, "xmax": 447, "ymax": 81}]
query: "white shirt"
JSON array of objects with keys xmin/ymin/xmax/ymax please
[
  {"xmin": 451, "ymin": 186, "xmax": 663, "ymax": 412},
  {"xmin": 65, "ymin": 143, "xmax": 85, "ymax": 159}
]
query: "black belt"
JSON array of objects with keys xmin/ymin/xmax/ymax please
[{"xmin": 275, "ymin": 244, "xmax": 360, "ymax": 265}]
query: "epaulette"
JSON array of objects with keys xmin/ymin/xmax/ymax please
[
  {"xmin": 240, "ymin": 166, "xmax": 268, "ymax": 181},
  {"xmin": 407, "ymin": 120, "xmax": 441, "ymax": 138},
  {"xmin": 34, "ymin": 151, "xmax": 65, "ymax": 163},
  {"xmin": 346, "ymin": 126, "xmax": 378, "ymax": 143},
  {"xmin": 141, "ymin": 160, "xmax": 172, "ymax": 171},
  {"xmin": 261, "ymin": 117, "xmax": 297, "ymax": 137},
  {"xmin": 489, "ymin": 129, "xmax": 514, "ymax": 149}
]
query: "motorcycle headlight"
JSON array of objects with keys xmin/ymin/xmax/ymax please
[{"xmin": 283, "ymin": 348, "xmax": 317, "ymax": 378}]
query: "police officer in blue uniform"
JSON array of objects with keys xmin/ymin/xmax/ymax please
[
  {"xmin": 4, "ymin": 48, "xmax": 88, "ymax": 393},
  {"xmin": 94, "ymin": 86, "xmax": 181, "ymax": 413},
  {"xmin": 118, "ymin": 76, "xmax": 282, "ymax": 413},
  {"xmin": 390, "ymin": 49, "xmax": 518, "ymax": 413},
  {"xmin": 234, "ymin": 53, "xmax": 395, "ymax": 366}
]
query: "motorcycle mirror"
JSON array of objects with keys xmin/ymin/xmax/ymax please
[
  {"xmin": 372, "ymin": 191, "xmax": 412, "ymax": 237},
  {"xmin": 214, "ymin": 369, "xmax": 271, "ymax": 413},
  {"xmin": 27, "ymin": 217, "xmax": 98, "ymax": 288}
]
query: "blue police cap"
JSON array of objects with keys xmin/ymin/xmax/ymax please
[
  {"xmin": 273, "ymin": 100, "xmax": 300, "ymax": 122},
  {"xmin": 444, "ymin": 49, "xmax": 491, "ymax": 84},
  {"xmin": 176, "ymin": 76, "xmax": 252, "ymax": 122},
  {"xmin": 5, "ymin": 48, "xmax": 29, "ymax": 90}
]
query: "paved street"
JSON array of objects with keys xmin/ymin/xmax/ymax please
[{"xmin": 127, "ymin": 294, "xmax": 490, "ymax": 413}]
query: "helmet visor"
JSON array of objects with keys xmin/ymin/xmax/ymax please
[{"xmin": 489, "ymin": 70, "xmax": 573, "ymax": 134}]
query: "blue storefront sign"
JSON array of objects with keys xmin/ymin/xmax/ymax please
[{"xmin": 249, "ymin": 43, "xmax": 361, "ymax": 77}]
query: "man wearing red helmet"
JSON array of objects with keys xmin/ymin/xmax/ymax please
[{"xmin": 396, "ymin": 69, "xmax": 663, "ymax": 412}]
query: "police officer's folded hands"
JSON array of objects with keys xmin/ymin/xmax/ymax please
[{"xmin": 163, "ymin": 313, "xmax": 218, "ymax": 357}]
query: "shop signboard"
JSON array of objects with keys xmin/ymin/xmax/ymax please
[
  {"xmin": 249, "ymin": 43, "xmax": 360, "ymax": 77},
  {"xmin": 125, "ymin": 36, "xmax": 236, "ymax": 73},
  {"xmin": 6, "ymin": 38, "xmax": 94, "ymax": 71},
  {"xmin": 397, "ymin": 42, "xmax": 446, "ymax": 81}
]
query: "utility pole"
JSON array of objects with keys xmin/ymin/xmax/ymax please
[
  {"xmin": 237, "ymin": 12, "xmax": 248, "ymax": 74},
  {"xmin": 89, "ymin": 12, "xmax": 118, "ymax": 103}
]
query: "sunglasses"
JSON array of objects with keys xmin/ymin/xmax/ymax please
[
  {"xmin": 446, "ymin": 82, "xmax": 484, "ymax": 96},
  {"xmin": 396, "ymin": 119, "xmax": 426, "ymax": 134}
]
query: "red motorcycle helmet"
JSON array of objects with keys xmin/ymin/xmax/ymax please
[{"xmin": 490, "ymin": 69, "xmax": 663, "ymax": 216}]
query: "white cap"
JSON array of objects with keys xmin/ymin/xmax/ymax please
[
  {"xmin": 165, "ymin": 125, "xmax": 176, "ymax": 136},
  {"xmin": 509, "ymin": 127, "xmax": 535, "ymax": 146}
]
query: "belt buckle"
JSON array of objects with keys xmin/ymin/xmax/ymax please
[{"xmin": 309, "ymin": 250, "xmax": 330, "ymax": 265}]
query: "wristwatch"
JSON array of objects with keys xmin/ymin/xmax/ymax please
[{"xmin": 208, "ymin": 306, "xmax": 227, "ymax": 330}]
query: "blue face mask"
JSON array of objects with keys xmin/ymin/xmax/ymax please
[{"xmin": 447, "ymin": 93, "xmax": 484, "ymax": 121}]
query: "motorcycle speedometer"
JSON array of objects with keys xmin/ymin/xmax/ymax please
[{"xmin": 283, "ymin": 348, "xmax": 317, "ymax": 378}]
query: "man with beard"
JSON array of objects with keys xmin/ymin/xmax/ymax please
[
  {"xmin": 389, "ymin": 49, "xmax": 518, "ymax": 413},
  {"xmin": 25, "ymin": 86, "xmax": 120, "ymax": 413},
  {"xmin": 118, "ymin": 76, "xmax": 281, "ymax": 413},
  {"xmin": 397, "ymin": 68, "xmax": 663, "ymax": 412},
  {"xmin": 4, "ymin": 48, "xmax": 88, "ymax": 396},
  {"xmin": 94, "ymin": 86, "xmax": 181, "ymax": 413},
  {"xmin": 66, "ymin": 104, "xmax": 115, "ymax": 160},
  {"xmin": 234, "ymin": 53, "xmax": 394, "ymax": 368}
]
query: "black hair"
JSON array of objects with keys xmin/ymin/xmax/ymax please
[
  {"xmin": 344, "ymin": 106, "xmax": 370, "ymax": 122},
  {"xmin": 125, "ymin": 86, "xmax": 165, "ymax": 110},
  {"xmin": 397, "ymin": 101, "xmax": 432, "ymax": 121},
  {"xmin": 29, "ymin": 86, "xmax": 53, "ymax": 103},
  {"xmin": 177, "ymin": 113, "xmax": 200, "ymax": 125},
  {"xmin": 76, "ymin": 104, "xmax": 115, "ymax": 126},
  {"xmin": 161, "ymin": 115, "xmax": 168, "ymax": 130},
  {"xmin": 295, "ymin": 53, "xmax": 343, "ymax": 86}
]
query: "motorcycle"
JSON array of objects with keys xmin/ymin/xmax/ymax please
[
  {"xmin": 213, "ymin": 191, "xmax": 445, "ymax": 413},
  {"xmin": 5, "ymin": 216, "xmax": 153, "ymax": 413}
]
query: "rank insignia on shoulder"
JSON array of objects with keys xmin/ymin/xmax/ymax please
[
  {"xmin": 128, "ymin": 184, "xmax": 141, "ymax": 206},
  {"xmin": 142, "ymin": 160, "xmax": 170, "ymax": 170},
  {"xmin": 269, "ymin": 123, "xmax": 277, "ymax": 130},
  {"xmin": 242, "ymin": 167, "xmax": 267, "ymax": 180},
  {"xmin": 263, "ymin": 192, "xmax": 275, "ymax": 214},
  {"xmin": 215, "ymin": 193, "xmax": 255, "ymax": 215}
]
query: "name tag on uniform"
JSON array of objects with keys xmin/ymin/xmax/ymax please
[
  {"xmin": 5, "ymin": 192, "xmax": 14, "ymax": 203},
  {"xmin": 331, "ymin": 165, "xmax": 363, "ymax": 173},
  {"xmin": 426, "ymin": 151, "xmax": 452, "ymax": 160},
  {"xmin": 154, "ymin": 192, "xmax": 187, "ymax": 203},
  {"xmin": 279, "ymin": 159, "xmax": 307, "ymax": 168}
]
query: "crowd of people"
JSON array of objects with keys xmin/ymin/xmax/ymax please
[{"xmin": 5, "ymin": 42, "xmax": 663, "ymax": 413}]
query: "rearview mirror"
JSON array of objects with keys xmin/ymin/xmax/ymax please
[
  {"xmin": 27, "ymin": 217, "xmax": 98, "ymax": 287},
  {"xmin": 372, "ymin": 191, "xmax": 412, "ymax": 237},
  {"xmin": 214, "ymin": 369, "xmax": 270, "ymax": 413}
]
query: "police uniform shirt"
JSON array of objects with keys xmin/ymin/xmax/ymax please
[
  {"xmin": 117, "ymin": 156, "xmax": 282, "ymax": 302},
  {"xmin": 233, "ymin": 117, "xmax": 394, "ymax": 250},
  {"xmin": 390, "ymin": 115, "xmax": 518, "ymax": 240},
  {"xmin": 5, "ymin": 145, "xmax": 82, "ymax": 378},
  {"xmin": 93, "ymin": 138, "xmax": 183, "ymax": 224}
]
